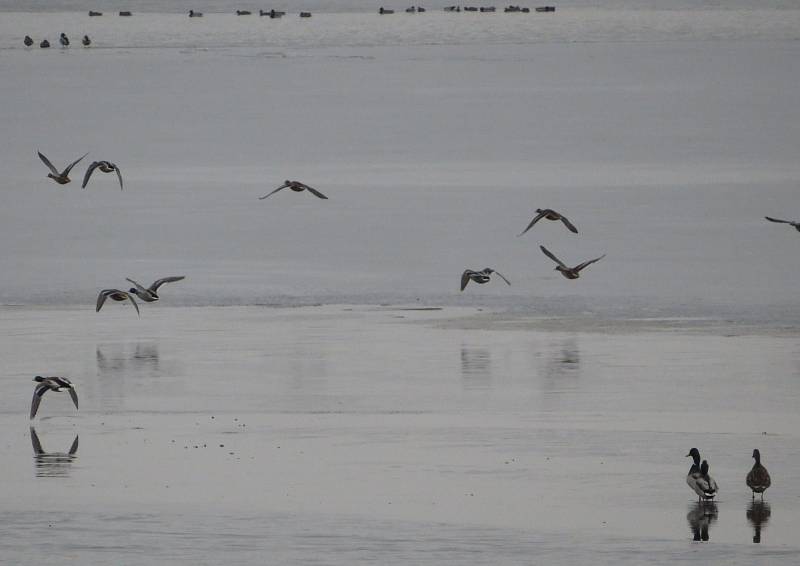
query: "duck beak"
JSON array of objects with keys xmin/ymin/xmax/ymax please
[{"xmin": 685, "ymin": 452, "xmax": 691, "ymax": 457}]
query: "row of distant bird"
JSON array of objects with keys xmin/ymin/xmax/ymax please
[
  {"xmin": 686, "ymin": 447, "xmax": 771, "ymax": 501},
  {"xmin": 24, "ymin": 33, "xmax": 91, "ymax": 48}
]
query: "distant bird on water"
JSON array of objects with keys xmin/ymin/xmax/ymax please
[
  {"xmin": 539, "ymin": 245, "xmax": 604, "ymax": 280},
  {"xmin": 460, "ymin": 268, "xmax": 510, "ymax": 291},
  {"xmin": 686, "ymin": 448, "xmax": 718, "ymax": 501},
  {"xmin": 519, "ymin": 208, "xmax": 578, "ymax": 236},
  {"xmin": 24, "ymin": 35, "xmax": 34, "ymax": 46},
  {"xmin": 96, "ymin": 289, "xmax": 140, "ymax": 316},
  {"xmin": 189, "ymin": 9, "xmax": 203, "ymax": 17},
  {"xmin": 38, "ymin": 151, "xmax": 88, "ymax": 185},
  {"xmin": 746, "ymin": 449, "xmax": 771, "ymax": 499},
  {"xmin": 30, "ymin": 376, "xmax": 79, "ymax": 419},
  {"xmin": 126, "ymin": 276, "xmax": 185, "ymax": 302},
  {"xmin": 259, "ymin": 180, "xmax": 328, "ymax": 200},
  {"xmin": 82, "ymin": 160, "xmax": 123, "ymax": 190},
  {"xmin": 765, "ymin": 216, "xmax": 800, "ymax": 232},
  {"xmin": 40, "ymin": 39, "xmax": 50, "ymax": 48},
  {"xmin": 59, "ymin": 33, "xmax": 69, "ymax": 47},
  {"xmin": 82, "ymin": 35, "xmax": 91, "ymax": 46}
]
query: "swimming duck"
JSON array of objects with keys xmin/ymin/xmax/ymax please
[
  {"xmin": 259, "ymin": 180, "xmax": 328, "ymax": 200},
  {"xmin": 300, "ymin": 11, "xmax": 312, "ymax": 17},
  {"xmin": 82, "ymin": 160, "xmax": 123, "ymax": 190},
  {"xmin": 82, "ymin": 35, "xmax": 91, "ymax": 46},
  {"xmin": 38, "ymin": 151, "xmax": 89, "ymax": 185},
  {"xmin": 460, "ymin": 268, "xmax": 511, "ymax": 291},
  {"xmin": 40, "ymin": 39, "xmax": 50, "ymax": 48},
  {"xmin": 236, "ymin": 10, "xmax": 252, "ymax": 15},
  {"xmin": 765, "ymin": 216, "xmax": 800, "ymax": 232},
  {"xmin": 88, "ymin": 10, "xmax": 103, "ymax": 16},
  {"xmin": 746, "ymin": 449, "xmax": 771, "ymax": 499},
  {"xmin": 24, "ymin": 35, "xmax": 34, "ymax": 46},
  {"xmin": 96, "ymin": 289, "xmax": 140, "ymax": 316},
  {"xmin": 30, "ymin": 376, "xmax": 79, "ymax": 419},
  {"xmin": 126, "ymin": 276, "xmax": 185, "ymax": 302},
  {"xmin": 539, "ymin": 245, "xmax": 605, "ymax": 280},
  {"xmin": 119, "ymin": 11, "xmax": 132, "ymax": 16},
  {"xmin": 189, "ymin": 10, "xmax": 203, "ymax": 17},
  {"xmin": 379, "ymin": 7, "xmax": 395, "ymax": 14},
  {"xmin": 59, "ymin": 33, "xmax": 69, "ymax": 47},
  {"xmin": 519, "ymin": 208, "xmax": 578, "ymax": 236},
  {"xmin": 686, "ymin": 448, "xmax": 718, "ymax": 501}
]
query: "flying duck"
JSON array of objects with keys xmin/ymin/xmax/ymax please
[
  {"xmin": 38, "ymin": 151, "xmax": 88, "ymax": 184},
  {"xmin": 24, "ymin": 35, "xmax": 34, "ymax": 46},
  {"xmin": 82, "ymin": 160, "xmax": 123, "ymax": 190},
  {"xmin": 460, "ymin": 268, "xmax": 511, "ymax": 291},
  {"xmin": 259, "ymin": 180, "xmax": 328, "ymax": 200},
  {"xmin": 539, "ymin": 245, "xmax": 605, "ymax": 280},
  {"xmin": 59, "ymin": 33, "xmax": 69, "ymax": 47},
  {"xmin": 686, "ymin": 448, "xmax": 718, "ymax": 501},
  {"xmin": 30, "ymin": 376, "xmax": 79, "ymax": 419},
  {"xmin": 746, "ymin": 449, "xmax": 771, "ymax": 499},
  {"xmin": 96, "ymin": 289, "xmax": 140, "ymax": 316},
  {"xmin": 82, "ymin": 35, "xmax": 91, "ymax": 46},
  {"xmin": 765, "ymin": 216, "xmax": 800, "ymax": 232},
  {"xmin": 519, "ymin": 208, "xmax": 578, "ymax": 236},
  {"xmin": 126, "ymin": 276, "xmax": 185, "ymax": 302}
]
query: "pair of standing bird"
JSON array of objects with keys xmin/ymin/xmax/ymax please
[
  {"xmin": 96, "ymin": 276, "xmax": 186, "ymax": 316},
  {"xmin": 461, "ymin": 208, "xmax": 605, "ymax": 291},
  {"xmin": 37, "ymin": 151, "xmax": 123, "ymax": 190},
  {"xmin": 686, "ymin": 447, "xmax": 771, "ymax": 501}
]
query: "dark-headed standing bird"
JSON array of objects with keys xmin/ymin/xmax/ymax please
[
  {"xmin": 540, "ymin": 245, "xmax": 605, "ymax": 280},
  {"xmin": 83, "ymin": 160, "xmax": 123, "ymax": 190},
  {"xmin": 519, "ymin": 208, "xmax": 578, "ymax": 236},
  {"xmin": 30, "ymin": 376, "xmax": 79, "ymax": 419},
  {"xmin": 96, "ymin": 289, "xmax": 140, "ymax": 316},
  {"xmin": 59, "ymin": 33, "xmax": 69, "ymax": 47},
  {"xmin": 126, "ymin": 276, "xmax": 185, "ymax": 302},
  {"xmin": 460, "ymin": 268, "xmax": 510, "ymax": 291},
  {"xmin": 259, "ymin": 180, "xmax": 328, "ymax": 200},
  {"xmin": 686, "ymin": 448, "xmax": 718, "ymax": 501},
  {"xmin": 765, "ymin": 216, "xmax": 800, "ymax": 232},
  {"xmin": 746, "ymin": 449, "xmax": 771, "ymax": 499},
  {"xmin": 82, "ymin": 35, "xmax": 91, "ymax": 46},
  {"xmin": 38, "ymin": 151, "xmax": 88, "ymax": 185},
  {"xmin": 24, "ymin": 35, "xmax": 34, "ymax": 46}
]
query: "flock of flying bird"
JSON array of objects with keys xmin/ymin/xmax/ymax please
[{"xmin": 28, "ymin": 148, "xmax": 790, "ymax": 509}]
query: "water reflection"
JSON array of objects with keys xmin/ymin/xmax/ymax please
[
  {"xmin": 686, "ymin": 501, "xmax": 718, "ymax": 542},
  {"xmin": 460, "ymin": 346, "xmax": 492, "ymax": 389},
  {"xmin": 544, "ymin": 337, "xmax": 581, "ymax": 379},
  {"xmin": 30, "ymin": 426, "xmax": 78, "ymax": 478},
  {"xmin": 747, "ymin": 500, "xmax": 771, "ymax": 543},
  {"xmin": 96, "ymin": 342, "xmax": 161, "ymax": 375}
]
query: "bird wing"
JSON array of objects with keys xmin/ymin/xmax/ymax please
[
  {"xmin": 82, "ymin": 161, "xmax": 100, "ymax": 188},
  {"xmin": 539, "ymin": 245, "xmax": 567, "ymax": 268},
  {"xmin": 493, "ymin": 270, "xmax": 511, "ymax": 286},
  {"xmin": 96, "ymin": 289, "xmax": 115, "ymax": 312},
  {"xmin": 148, "ymin": 276, "xmax": 185, "ymax": 292},
  {"xmin": 460, "ymin": 270, "xmax": 471, "ymax": 291},
  {"xmin": 258, "ymin": 183, "xmax": 290, "ymax": 200},
  {"xmin": 126, "ymin": 293, "xmax": 140, "ymax": 316},
  {"xmin": 575, "ymin": 254, "xmax": 606, "ymax": 273},
  {"xmin": 765, "ymin": 216, "xmax": 791, "ymax": 224},
  {"xmin": 114, "ymin": 164, "xmax": 124, "ymax": 190},
  {"xmin": 30, "ymin": 384, "xmax": 48, "ymax": 419},
  {"xmin": 37, "ymin": 151, "xmax": 59, "ymax": 175},
  {"xmin": 68, "ymin": 435, "xmax": 79, "ymax": 455},
  {"xmin": 68, "ymin": 386, "xmax": 79, "ymax": 410},
  {"xmin": 63, "ymin": 152, "xmax": 89, "ymax": 176},
  {"xmin": 517, "ymin": 211, "xmax": 546, "ymax": 237},
  {"xmin": 303, "ymin": 184, "xmax": 329, "ymax": 199},
  {"xmin": 30, "ymin": 427, "xmax": 45, "ymax": 454},
  {"xmin": 560, "ymin": 215, "xmax": 579, "ymax": 234},
  {"xmin": 126, "ymin": 278, "xmax": 149, "ymax": 295}
]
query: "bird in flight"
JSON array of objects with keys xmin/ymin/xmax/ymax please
[
  {"xmin": 539, "ymin": 245, "xmax": 604, "ymax": 280},
  {"xmin": 259, "ymin": 180, "xmax": 328, "ymax": 200}
]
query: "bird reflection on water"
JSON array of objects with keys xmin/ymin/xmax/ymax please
[
  {"xmin": 460, "ymin": 346, "xmax": 492, "ymax": 390},
  {"xmin": 687, "ymin": 501, "xmax": 718, "ymax": 542},
  {"xmin": 747, "ymin": 500, "xmax": 771, "ymax": 544},
  {"xmin": 96, "ymin": 342, "xmax": 161, "ymax": 375},
  {"xmin": 30, "ymin": 427, "xmax": 78, "ymax": 478}
]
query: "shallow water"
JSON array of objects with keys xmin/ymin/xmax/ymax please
[{"xmin": 1, "ymin": 306, "xmax": 799, "ymax": 563}]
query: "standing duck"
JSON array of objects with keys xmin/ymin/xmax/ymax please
[
  {"xmin": 30, "ymin": 376, "xmax": 79, "ymax": 419},
  {"xmin": 460, "ymin": 268, "xmax": 510, "ymax": 291},
  {"xmin": 259, "ymin": 180, "xmax": 328, "ymax": 200},
  {"xmin": 686, "ymin": 448, "xmax": 718, "ymax": 501},
  {"xmin": 746, "ymin": 449, "xmax": 771, "ymax": 499},
  {"xmin": 82, "ymin": 160, "xmax": 123, "ymax": 189},
  {"xmin": 24, "ymin": 35, "xmax": 34, "ymax": 46},
  {"xmin": 82, "ymin": 35, "xmax": 91, "ymax": 46},
  {"xmin": 59, "ymin": 33, "xmax": 69, "ymax": 47},
  {"xmin": 96, "ymin": 289, "xmax": 140, "ymax": 316},
  {"xmin": 539, "ymin": 245, "xmax": 605, "ymax": 280},
  {"xmin": 519, "ymin": 208, "xmax": 578, "ymax": 236},
  {"xmin": 126, "ymin": 276, "xmax": 185, "ymax": 302},
  {"xmin": 38, "ymin": 151, "xmax": 88, "ymax": 185}
]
